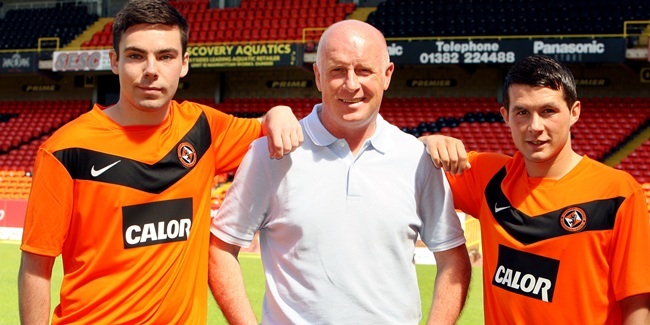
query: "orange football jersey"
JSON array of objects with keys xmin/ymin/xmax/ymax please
[
  {"xmin": 448, "ymin": 152, "xmax": 650, "ymax": 324},
  {"xmin": 21, "ymin": 101, "xmax": 261, "ymax": 324}
]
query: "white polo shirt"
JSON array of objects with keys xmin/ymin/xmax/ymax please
[{"xmin": 212, "ymin": 104, "xmax": 465, "ymax": 324}]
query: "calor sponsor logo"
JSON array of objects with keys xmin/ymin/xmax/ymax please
[
  {"xmin": 494, "ymin": 265, "xmax": 553, "ymax": 302},
  {"xmin": 492, "ymin": 245, "xmax": 559, "ymax": 302},
  {"xmin": 122, "ymin": 198, "xmax": 193, "ymax": 248},
  {"xmin": 125, "ymin": 219, "xmax": 191, "ymax": 245}
]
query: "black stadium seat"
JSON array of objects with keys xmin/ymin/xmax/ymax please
[
  {"xmin": 0, "ymin": 3, "xmax": 98, "ymax": 49},
  {"xmin": 367, "ymin": 0, "xmax": 649, "ymax": 37}
]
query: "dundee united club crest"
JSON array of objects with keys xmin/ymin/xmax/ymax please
[
  {"xmin": 559, "ymin": 207, "xmax": 587, "ymax": 232},
  {"xmin": 177, "ymin": 142, "xmax": 197, "ymax": 168}
]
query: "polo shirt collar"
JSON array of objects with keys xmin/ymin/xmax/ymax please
[{"xmin": 303, "ymin": 104, "xmax": 388, "ymax": 154}]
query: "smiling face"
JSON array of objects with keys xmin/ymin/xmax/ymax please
[
  {"xmin": 501, "ymin": 84, "xmax": 580, "ymax": 172},
  {"xmin": 313, "ymin": 21, "xmax": 394, "ymax": 139},
  {"xmin": 109, "ymin": 23, "xmax": 189, "ymax": 122}
]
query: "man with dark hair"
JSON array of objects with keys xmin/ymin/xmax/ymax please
[
  {"xmin": 17, "ymin": 0, "xmax": 302, "ymax": 323},
  {"xmin": 424, "ymin": 55, "xmax": 650, "ymax": 324}
]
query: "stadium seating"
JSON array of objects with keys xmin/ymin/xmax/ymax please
[
  {"xmin": 0, "ymin": 2, "xmax": 98, "ymax": 49},
  {"xmin": 214, "ymin": 97, "xmax": 317, "ymax": 119},
  {"xmin": 196, "ymin": 96, "xmax": 650, "ymax": 208},
  {"xmin": 183, "ymin": 0, "xmax": 353, "ymax": 43},
  {"xmin": 617, "ymin": 141, "xmax": 650, "ymax": 212},
  {"xmin": 0, "ymin": 100, "xmax": 90, "ymax": 173},
  {"xmin": 82, "ymin": 0, "xmax": 355, "ymax": 47},
  {"xmin": 1, "ymin": 1, "xmax": 649, "ymax": 209},
  {"xmin": 577, "ymin": 97, "xmax": 650, "ymax": 161},
  {"xmin": 634, "ymin": 183, "xmax": 650, "ymax": 213},
  {"xmin": 175, "ymin": 96, "xmax": 650, "ymax": 159},
  {"xmin": 617, "ymin": 141, "xmax": 650, "ymax": 184},
  {"xmin": 367, "ymin": 0, "xmax": 650, "ymax": 37},
  {"xmin": 1, "ymin": 96, "xmax": 648, "ymax": 201},
  {"xmin": 83, "ymin": 20, "xmax": 114, "ymax": 48},
  {"xmin": 0, "ymin": 169, "xmax": 32, "ymax": 199},
  {"xmin": 2, "ymin": 96, "xmax": 645, "ymax": 177},
  {"xmin": 0, "ymin": 98, "xmax": 89, "ymax": 199},
  {"xmin": 4, "ymin": 0, "xmax": 648, "ymax": 48}
]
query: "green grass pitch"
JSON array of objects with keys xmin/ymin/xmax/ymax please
[{"xmin": 1, "ymin": 242, "xmax": 483, "ymax": 324}]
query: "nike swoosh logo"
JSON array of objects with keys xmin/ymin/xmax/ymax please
[
  {"xmin": 494, "ymin": 202, "xmax": 511, "ymax": 213},
  {"xmin": 91, "ymin": 160, "xmax": 121, "ymax": 177}
]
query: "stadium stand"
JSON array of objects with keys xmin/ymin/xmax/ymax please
[
  {"xmin": 191, "ymin": 95, "xmax": 650, "ymax": 212},
  {"xmin": 618, "ymin": 140, "xmax": 650, "ymax": 184},
  {"xmin": 178, "ymin": 96, "xmax": 650, "ymax": 161},
  {"xmin": 577, "ymin": 98, "xmax": 650, "ymax": 160},
  {"xmin": 0, "ymin": 100, "xmax": 90, "ymax": 172},
  {"xmin": 81, "ymin": 0, "xmax": 356, "ymax": 47},
  {"xmin": 0, "ymin": 0, "xmax": 649, "ymax": 211},
  {"xmin": 0, "ymin": 98, "xmax": 89, "ymax": 199},
  {"xmin": 0, "ymin": 169, "xmax": 31, "ymax": 199},
  {"xmin": 0, "ymin": 2, "xmax": 98, "ymax": 49},
  {"xmin": 367, "ymin": 0, "xmax": 650, "ymax": 37},
  {"xmin": 0, "ymin": 2, "xmax": 648, "ymax": 282}
]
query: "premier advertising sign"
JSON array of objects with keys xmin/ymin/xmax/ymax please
[
  {"xmin": 388, "ymin": 38, "xmax": 627, "ymax": 65},
  {"xmin": 188, "ymin": 43, "xmax": 298, "ymax": 68}
]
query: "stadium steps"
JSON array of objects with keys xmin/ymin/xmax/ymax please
[
  {"xmin": 65, "ymin": 17, "xmax": 114, "ymax": 50},
  {"xmin": 641, "ymin": 25, "xmax": 650, "ymax": 46},
  {"xmin": 347, "ymin": 7, "xmax": 376, "ymax": 21},
  {"xmin": 603, "ymin": 124, "xmax": 650, "ymax": 166}
]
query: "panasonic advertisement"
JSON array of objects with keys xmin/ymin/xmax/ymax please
[{"xmin": 388, "ymin": 38, "xmax": 626, "ymax": 65}]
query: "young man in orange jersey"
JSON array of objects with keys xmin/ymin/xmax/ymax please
[
  {"xmin": 17, "ymin": 0, "xmax": 302, "ymax": 324},
  {"xmin": 424, "ymin": 55, "xmax": 650, "ymax": 324}
]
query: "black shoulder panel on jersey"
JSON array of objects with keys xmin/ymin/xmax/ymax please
[
  {"xmin": 53, "ymin": 112, "xmax": 212, "ymax": 194},
  {"xmin": 485, "ymin": 166, "xmax": 624, "ymax": 245}
]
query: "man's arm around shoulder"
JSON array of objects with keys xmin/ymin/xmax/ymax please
[
  {"xmin": 257, "ymin": 105, "xmax": 304, "ymax": 159},
  {"xmin": 208, "ymin": 233, "xmax": 257, "ymax": 325},
  {"xmin": 419, "ymin": 135, "xmax": 471, "ymax": 175},
  {"xmin": 427, "ymin": 244, "xmax": 471, "ymax": 325}
]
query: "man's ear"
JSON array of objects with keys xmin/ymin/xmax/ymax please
[
  {"xmin": 500, "ymin": 106, "xmax": 509, "ymax": 127},
  {"xmin": 180, "ymin": 52, "xmax": 190, "ymax": 78},
  {"xmin": 570, "ymin": 100, "xmax": 581, "ymax": 127},
  {"xmin": 383, "ymin": 62, "xmax": 394, "ymax": 90},
  {"xmin": 313, "ymin": 63, "xmax": 322, "ymax": 92},
  {"xmin": 109, "ymin": 49, "xmax": 119, "ymax": 75}
]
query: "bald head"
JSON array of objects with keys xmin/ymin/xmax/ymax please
[
  {"xmin": 311, "ymin": 19, "xmax": 394, "ymax": 142},
  {"xmin": 316, "ymin": 20, "xmax": 390, "ymax": 70}
]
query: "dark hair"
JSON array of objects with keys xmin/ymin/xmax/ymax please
[
  {"xmin": 502, "ymin": 55, "xmax": 577, "ymax": 110},
  {"xmin": 112, "ymin": 0, "xmax": 189, "ymax": 57}
]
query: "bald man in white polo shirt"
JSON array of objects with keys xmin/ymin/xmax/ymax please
[{"xmin": 208, "ymin": 20, "xmax": 471, "ymax": 325}]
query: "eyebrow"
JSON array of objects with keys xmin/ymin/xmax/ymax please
[
  {"xmin": 511, "ymin": 105, "xmax": 526, "ymax": 112},
  {"xmin": 512, "ymin": 102, "xmax": 559, "ymax": 112},
  {"xmin": 123, "ymin": 46, "xmax": 179, "ymax": 55}
]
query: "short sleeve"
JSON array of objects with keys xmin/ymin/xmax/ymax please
[
  {"xmin": 211, "ymin": 139, "xmax": 272, "ymax": 247},
  {"xmin": 20, "ymin": 148, "xmax": 74, "ymax": 256}
]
